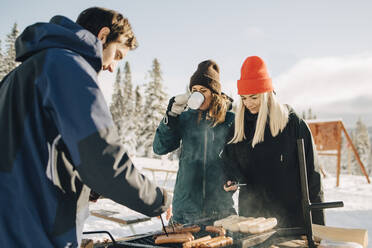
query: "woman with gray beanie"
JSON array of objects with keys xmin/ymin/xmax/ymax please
[{"xmin": 153, "ymin": 60, "xmax": 236, "ymax": 224}]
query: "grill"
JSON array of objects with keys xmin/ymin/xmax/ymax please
[
  {"xmin": 87, "ymin": 139, "xmax": 345, "ymax": 248},
  {"xmin": 86, "ymin": 223, "xmax": 307, "ymax": 248}
]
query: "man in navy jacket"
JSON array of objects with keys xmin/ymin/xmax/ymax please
[{"xmin": 0, "ymin": 7, "xmax": 171, "ymax": 247}]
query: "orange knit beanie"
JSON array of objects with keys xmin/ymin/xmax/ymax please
[{"xmin": 237, "ymin": 56, "xmax": 273, "ymax": 95}]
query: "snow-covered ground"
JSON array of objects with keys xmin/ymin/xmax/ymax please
[{"xmin": 83, "ymin": 158, "xmax": 372, "ymax": 246}]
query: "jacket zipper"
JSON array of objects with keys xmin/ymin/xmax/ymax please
[{"xmin": 202, "ymin": 128, "xmax": 208, "ymax": 214}]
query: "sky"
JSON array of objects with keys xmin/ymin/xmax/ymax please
[{"xmin": 1, "ymin": 0, "xmax": 372, "ymax": 127}]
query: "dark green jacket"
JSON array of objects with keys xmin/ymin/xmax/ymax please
[{"xmin": 153, "ymin": 110, "xmax": 235, "ymax": 223}]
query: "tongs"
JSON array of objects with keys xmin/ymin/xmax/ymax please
[
  {"xmin": 159, "ymin": 215, "xmax": 176, "ymax": 237},
  {"xmin": 232, "ymin": 183, "xmax": 247, "ymax": 187},
  {"xmin": 169, "ymin": 218, "xmax": 176, "ymax": 232},
  {"xmin": 225, "ymin": 181, "xmax": 247, "ymax": 188},
  {"xmin": 159, "ymin": 215, "xmax": 169, "ymax": 236}
]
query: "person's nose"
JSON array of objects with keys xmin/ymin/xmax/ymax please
[
  {"xmin": 107, "ymin": 64, "xmax": 114, "ymax": 72},
  {"xmin": 245, "ymin": 101, "xmax": 256, "ymax": 109},
  {"xmin": 108, "ymin": 61, "xmax": 118, "ymax": 73}
]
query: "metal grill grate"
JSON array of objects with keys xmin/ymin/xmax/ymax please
[
  {"xmin": 116, "ymin": 230, "xmax": 236, "ymax": 248},
  {"xmin": 89, "ymin": 221, "xmax": 308, "ymax": 248}
]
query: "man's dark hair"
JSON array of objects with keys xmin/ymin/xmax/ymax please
[{"xmin": 76, "ymin": 7, "xmax": 138, "ymax": 50}]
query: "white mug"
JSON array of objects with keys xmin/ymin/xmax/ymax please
[{"xmin": 187, "ymin": 91, "xmax": 205, "ymax": 110}]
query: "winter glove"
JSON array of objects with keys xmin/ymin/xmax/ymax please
[
  {"xmin": 167, "ymin": 93, "xmax": 190, "ymax": 117},
  {"xmin": 89, "ymin": 190, "xmax": 101, "ymax": 202},
  {"xmin": 163, "ymin": 93, "xmax": 189, "ymax": 127}
]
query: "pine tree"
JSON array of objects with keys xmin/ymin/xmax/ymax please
[
  {"xmin": 121, "ymin": 62, "xmax": 137, "ymax": 156},
  {"xmin": 302, "ymin": 108, "xmax": 316, "ymax": 120},
  {"xmin": 122, "ymin": 62, "xmax": 134, "ymax": 116},
  {"xmin": 301, "ymin": 110, "xmax": 306, "ymax": 120},
  {"xmin": 4, "ymin": 23, "xmax": 20, "ymax": 74},
  {"xmin": 307, "ymin": 108, "xmax": 316, "ymax": 120},
  {"xmin": 134, "ymin": 85, "xmax": 145, "ymax": 156},
  {"xmin": 139, "ymin": 58, "xmax": 168, "ymax": 157},
  {"xmin": 110, "ymin": 68, "xmax": 125, "ymax": 141},
  {"xmin": 351, "ymin": 118, "xmax": 371, "ymax": 175},
  {"xmin": 0, "ymin": 40, "xmax": 5, "ymax": 81}
]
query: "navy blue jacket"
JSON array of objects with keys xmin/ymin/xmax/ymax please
[{"xmin": 0, "ymin": 16, "xmax": 169, "ymax": 247}]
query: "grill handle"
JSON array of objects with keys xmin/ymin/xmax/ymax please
[
  {"xmin": 310, "ymin": 201, "xmax": 344, "ymax": 210},
  {"xmin": 297, "ymin": 139, "xmax": 344, "ymax": 248},
  {"xmin": 83, "ymin": 230, "xmax": 117, "ymax": 245}
]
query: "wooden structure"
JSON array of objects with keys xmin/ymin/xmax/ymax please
[{"xmin": 306, "ymin": 119, "xmax": 370, "ymax": 186}]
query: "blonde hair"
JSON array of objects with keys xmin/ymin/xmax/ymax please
[
  {"xmin": 198, "ymin": 92, "xmax": 228, "ymax": 127},
  {"xmin": 229, "ymin": 91, "xmax": 289, "ymax": 147}
]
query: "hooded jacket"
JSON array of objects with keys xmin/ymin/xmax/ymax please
[
  {"xmin": 153, "ymin": 110, "xmax": 236, "ymax": 224},
  {"xmin": 0, "ymin": 16, "xmax": 169, "ymax": 247},
  {"xmin": 221, "ymin": 108, "xmax": 324, "ymax": 228}
]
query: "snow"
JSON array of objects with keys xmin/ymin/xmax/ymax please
[
  {"xmin": 322, "ymin": 174, "xmax": 372, "ymax": 246},
  {"xmin": 82, "ymin": 158, "xmax": 372, "ymax": 246}
]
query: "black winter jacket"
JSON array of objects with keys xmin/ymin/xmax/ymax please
[{"xmin": 221, "ymin": 108, "xmax": 324, "ymax": 227}]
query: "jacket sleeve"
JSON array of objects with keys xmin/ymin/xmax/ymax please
[
  {"xmin": 39, "ymin": 51, "xmax": 170, "ymax": 217},
  {"xmin": 153, "ymin": 114, "xmax": 181, "ymax": 155},
  {"xmin": 298, "ymin": 119, "xmax": 325, "ymax": 225},
  {"xmin": 220, "ymin": 127, "xmax": 245, "ymax": 183}
]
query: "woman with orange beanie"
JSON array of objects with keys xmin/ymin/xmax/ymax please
[{"xmin": 221, "ymin": 56, "xmax": 324, "ymax": 227}]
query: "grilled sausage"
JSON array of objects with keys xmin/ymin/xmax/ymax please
[
  {"xmin": 166, "ymin": 224, "xmax": 201, "ymax": 234},
  {"xmin": 182, "ymin": 235, "xmax": 212, "ymax": 248},
  {"xmin": 205, "ymin": 226, "xmax": 226, "ymax": 236},
  {"xmin": 182, "ymin": 225, "xmax": 201, "ymax": 233},
  {"xmin": 155, "ymin": 232, "xmax": 194, "ymax": 244},
  {"xmin": 207, "ymin": 237, "xmax": 233, "ymax": 248},
  {"xmin": 198, "ymin": 236, "xmax": 226, "ymax": 247},
  {"xmin": 199, "ymin": 236, "xmax": 233, "ymax": 248}
]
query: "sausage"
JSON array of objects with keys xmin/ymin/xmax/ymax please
[
  {"xmin": 182, "ymin": 235, "xmax": 212, "ymax": 248},
  {"xmin": 220, "ymin": 216, "xmax": 250, "ymax": 232},
  {"xmin": 198, "ymin": 236, "xmax": 226, "ymax": 247},
  {"xmin": 155, "ymin": 232, "xmax": 194, "ymax": 244},
  {"xmin": 238, "ymin": 217, "xmax": 266, "ymax": 233},
  {"xmin": 247, "ymin": 218, "xmax": 277, "ymax": 234},
  {"xmin": 182, "ymin": 225, "xmax": 201, "ymax": 233},
  {"xmin": 205, "ymin": 226, "xmax": 226, "ymax": 236},
  {"xmin": 199, "ymin": 237, "xmax": 233, "ymax": 248},
  {"xmin": 214, "ymin": 215, "xmax": 251, "ymax": 228},
  {"xmin": 213, "ymin": 215, "xmax": 240, "ymax": 226},
  {"xmin": 166, "ymin": 224, "xmax": 201, "ymax": 234},
  {"xmin": 205, "ymin": 237, "xmax": 233, "ymax": 248}
]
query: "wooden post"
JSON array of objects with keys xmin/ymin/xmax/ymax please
[
  {"xmin": 347, "ymin": 144, "xmax": 351, "ymax": 175},
  {"xmin": 340, "ymin": 122, "xmax": 370, "ymax": 184}
]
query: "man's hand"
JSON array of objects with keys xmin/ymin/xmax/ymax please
[
  {"xmin": 223, "ymin": 181, "xmax": 238, "ymax": 192},
  {"xmin": 166, "ymin": 204, "xmax": 173, "ymax": 221},
  {"xmin": 167, "ymin": 93, "xmax": 190, "ymax": 117}
]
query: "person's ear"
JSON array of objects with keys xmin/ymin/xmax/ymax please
[{"xmin": 97, "ymin": 27, "xmax": 110, "ymax": 45}]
